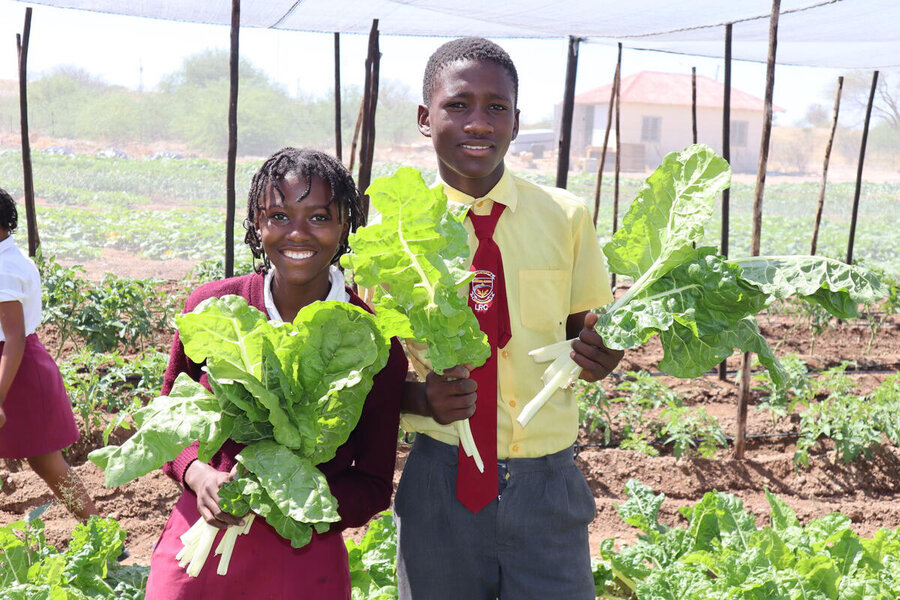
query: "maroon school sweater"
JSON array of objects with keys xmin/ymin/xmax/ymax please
[{"xmin": 160, "ymin": 272, "xmax": 407, "ymax": 530}]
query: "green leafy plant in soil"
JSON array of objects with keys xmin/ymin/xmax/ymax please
[
  {"xmin": 594, "ymin": 480, "xmax": 900, "ymax": 599},
  {"xmin": 37, "ymin": 252, "xmax": 175, "ymax": 355},
  {"xmin": 795, "ymin": 369, "xmax": 900, "ymax": 466},
  {"xmin": 0, "ymin": 504, "xmax": 147, "ymax": 599},
  {"xmin": 578, "ymin": 372, "xmax": 728, "ymax": 459},
  {"xmin": 345, "ymin": 511, "xmax": 398, "ymax": 600}
]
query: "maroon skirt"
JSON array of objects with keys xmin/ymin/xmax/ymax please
[
  {"xmin": 0, "ymin": 333, "xmax": 79, "ymax": 458},
  {"xmin": 146, "ymin": 491, "xmax": 351, "ymax": 599}
]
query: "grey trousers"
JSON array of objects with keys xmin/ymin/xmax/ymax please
[{"xmin": 395, "ymin": 435, "xmax": 596, "ymax": 600}]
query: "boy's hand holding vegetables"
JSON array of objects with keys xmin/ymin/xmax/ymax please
[
  {"xmin": 403, "ymin": 365, "xmax": 478, "ymax": 425},
  {"xmin": 568, "ymin": 311, "xmax": 624, "ymax": 383}
]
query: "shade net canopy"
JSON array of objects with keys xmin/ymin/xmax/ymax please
[{"xmin": 13, "ymin": 0, "xmax": 900, "ymax": 70}]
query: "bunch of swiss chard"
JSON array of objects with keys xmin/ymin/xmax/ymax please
[
  {"xmin": 89, "ymin": 295, "xmax": 391, "ymax": 576},
  {"xmin": 341, "ymin": 167, "xmax": 490, "ymax": 471},
  {"xmin": 520, "ymin": 144, "xmax": 886, "ymax": 426},
  {"xmin": 596, "ymin": 480, "xmax": 900, "ymax": 599}
]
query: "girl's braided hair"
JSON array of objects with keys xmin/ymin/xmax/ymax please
[
  {"xmin": 0, "ymin": 187, "xmax": 17, "ymax": 233},
  {"xmin": 243, "ymin": 147, "xmax": 364, "ymax": 274}
]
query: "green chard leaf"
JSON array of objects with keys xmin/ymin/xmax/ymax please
[
  {"xmin": 236, "ymin": 441, "xmax": 340, "ymax": 526},
  {"xmin": 341, "ymin": 166, "xmax": 489, "ymax": 373},
  {"xmin": 88, "ymin": 374, "xmax": 229, "ymax": 487},
  {"xmin": 730, "ymin": 255, "xmax": 887, "ymax": 318},
  {"xmin": 603, "ymin": 144, "xmax": 731, "ymax": 282}
]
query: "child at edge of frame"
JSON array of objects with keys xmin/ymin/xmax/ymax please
[
  {"xmin": 142, "ymin": 148, "xmax": 407, "ymax": 600},
  {"xmin": 0, "ymin": 186, "xmax": 101, "ymax": 524},
  {"xmin": 394, "ymin": 38, "xmax": 625, "ymax": 600}
]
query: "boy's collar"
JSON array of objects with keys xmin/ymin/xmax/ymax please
[
  {"xmin": 437, "ymin": 169, "xmax": 517, "ymax": 213},
  {"xmin": 0, "ymin": 234, "xmax": 14, "ymax": 252}
]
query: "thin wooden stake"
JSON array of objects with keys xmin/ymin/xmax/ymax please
[
  {"xmin": 16, "ymin": 8, "xmax": 38, "ymax": 256},
  {"xmin": 811, "ymin": 76, "xmax": 843, "ymax": 255},
  {"xmin": 556, "ymin": 36, "xmax": 581, "ymax": 189},
  {"xmin": 691, "ymin": 66, "xmax": 698, "ymax": 144},
  {"xmin": 718, "ymin": 23, "xmax": 732, "ymax": 382},
  {"xmin": 737, "ymin": 0, "xmax": 780, "ymax": 460},
  {"xmin": 334, "ymin": 32, "xmax": 342, "ymax": 162},
  {"xmin": 357, "ymin": 19, "xmax": 380, "ymax": 219},
  {"xmin": 611, "ymin": 42, "xmax": 622, "ymax": 291},
  {"xmin": 349, "ymin": 101, "xmax": 363, "ymax": 173},
  {"xmin": 592, "ymin": 60, "xmax": 620, "ymax": 227},
  {"xmin": 847, "ymin": 71, "xmax": 878, "ymax": 265},
  {"xmin": 224, "ymin": 0, "xmax": 240, "ymax": 278}
]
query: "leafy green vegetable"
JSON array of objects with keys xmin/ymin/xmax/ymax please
[
  {"xmin": 345, "ymin": 511, "xmax": 399, "ymax": 600},
  {"xmin": 341, "ymin": 166, "xmax": 491, "ymax": 470},
  {"xmin": 89, "ymin": 295, "xmax": 391, "ymax": 554},
  {"xmin": 524, "ymin": 145, "xmax": 887, "ymax": 426},
  {"xmin": 0, "ymin": 508, "xmax": 146, "ymax": 599},
  {"xmin": 596, "ymin": 480, "xmax": 900, "ymax": 599},
  {"xmin": 341, "ymin": 167, "xmax": 489, "ymax": 373}
]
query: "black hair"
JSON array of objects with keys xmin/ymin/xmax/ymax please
[
  {"xmin": 243, "ymin": 147, "xmax": 364, "ymax": 274},
  {"xmin": 422, "ymin": 37, "xmax": 519, "ymax": 106},
  {"xmin": 0, "ymin": 187, "xmax": 17, "ymax": 233}
]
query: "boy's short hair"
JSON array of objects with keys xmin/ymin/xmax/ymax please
[
  {"xmin": 0, "ymin": 187, "xmax": 17, "ymax": 233},
  {"xmin": 422, "ymin": 37, "xmax": 519, "ymax": 106}
]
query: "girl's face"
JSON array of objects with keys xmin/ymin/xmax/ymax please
[{"xmin": 254, "ymin": 173, "xmax": 348, "ymax": 297}]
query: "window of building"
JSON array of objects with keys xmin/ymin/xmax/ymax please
[
  {"xmin": 641, "ymin": 116, "xmax": 661, "ymax": 142},
  {"xmin": 732, "ymin": 120, "xmax": 748, "ymax": 147}
]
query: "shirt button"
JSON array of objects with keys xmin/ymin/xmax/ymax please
[
  {"xmin": 475, "ymin": 200, "xmax": 485, "ymax": 208},
  {"xmin": 511, "ymin": 444, "xmax": 520, "ymax": 453},
  {"xmin": 501, "ymin": 350, "xmax": 509, "ymax": 359},
  {"xmin": 509, "ymin": 400, "xmax": 516, "ymax": 408}
]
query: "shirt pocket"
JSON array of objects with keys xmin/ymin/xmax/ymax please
[{"xmin": 518, "ymin": 269, "xmax": 569, "ymax": 332}]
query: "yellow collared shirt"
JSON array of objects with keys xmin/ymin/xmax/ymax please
[{"xmin": 402, "ymin": 169, "xmax": 614, "ymax": 458}]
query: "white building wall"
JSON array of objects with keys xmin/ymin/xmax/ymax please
[{"xmin": 583, "ymin": 102, "xmax": 764, "ymax": 173}]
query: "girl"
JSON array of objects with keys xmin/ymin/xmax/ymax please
[
  {"xmin": 0, "ymin": 186, "xmax": 98, "ymax": 522},
  {"xmin": 145, "ymin": 148, "xmax": 407, "ymax": 600}
]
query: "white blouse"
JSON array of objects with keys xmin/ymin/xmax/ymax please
[
  {"xmin": 0, "ymin": 235, "xmax": 42, "ymax": 341},
  {"xmin": 263, "ymin": 265, "xmax": 350, "ymax": 323}
]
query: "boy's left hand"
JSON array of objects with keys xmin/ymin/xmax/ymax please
[{"xmin": 569, "ymin": 311, "xmax": 623, "ymax": 383}]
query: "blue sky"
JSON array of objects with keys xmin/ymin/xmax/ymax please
[{"xmin": 0, "ymin": 0, "xmax": 848, "ymax": 126}]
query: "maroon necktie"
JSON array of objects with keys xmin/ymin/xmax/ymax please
[{"xmin": 457, "ymin": 201, "xmax": 511, "ymax": 513}]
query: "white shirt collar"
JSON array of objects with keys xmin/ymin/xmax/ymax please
[
  {"xmin": 263, "ymin": 265, "xmax": 350, "ymax": 323},
  {"xmin": 0, "ymin": 235, "xmax": 15, "ymax": 255}
]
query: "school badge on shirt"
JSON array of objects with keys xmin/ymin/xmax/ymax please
[{"xmin": 470, "ymin": 270, "xmax": 496, "ymax": 312}]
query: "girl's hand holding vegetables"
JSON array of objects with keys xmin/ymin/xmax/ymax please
[
  {"xmin": 568, "ymin": 311, "xmax": 624, "ymax": 383},
  {"xmin": 424, "ymin": 365, "xmax": 478, "ymax": 425},
  {"xmin": 184, "ymin": 462, "xmax": 244, "ymax": 530}
]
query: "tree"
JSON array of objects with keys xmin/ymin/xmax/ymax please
[{"xmin": 842, "ymin": 71, "xmax": 900, "ymax": 131}]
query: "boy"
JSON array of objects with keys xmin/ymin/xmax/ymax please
[{"xmin": 397, "ymin": 38, "xmax": 624, "ymax": 600}]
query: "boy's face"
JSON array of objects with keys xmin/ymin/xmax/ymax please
[{"xmin": 418, "ymin": 59, "xmax": 519, "ymax": 199}]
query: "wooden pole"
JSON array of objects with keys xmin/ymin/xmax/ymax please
[
  {"xmin": 349, "ymin": 101, "xmax": 364, "ymax": 173},
  {"xmin": 811, "ymin": 76, "xmax": 843, "ymax": 255},
  {"xmin": 691, "ymin": 66, "xmax": 698, "ymax": 144},
  {"xmin": 611, "ymin": 42, "xmax": 622, "ymax": 290},
  {"xmin": 737, "ymin": 0, "xmax": 780, "ymax": 460},
  {"xmin": 357, "ymin": 19, "xmax": 380, "ymax": 219},
  {"xmin": 16, "ymin": 8, "xmax": 38, "ymax": 256},
  {"xmin": 847, "ymin": 71, "xmax": 878, "ymax": 265},
  {"xmin": 224, "ymin": 0, "xmax": 240, "ymax": 278},
  {"xmin": 718, "ymin": 23, "xmax": 732, "ymax": 382},
  {"xmin": 556, "ymin": 36, "xmax": 581, "ymax": 189},
  {"xmin": 592, "ymin": 60, "xmax": 620, "ymax": 226},
  {"xmin": 334, "ymin": 32, "xmax": 342, "ymax": 162}
]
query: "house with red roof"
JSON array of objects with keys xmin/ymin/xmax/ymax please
[{"xmin": 558, "ymin": 71, "xmax": 782, "ymax": 173}]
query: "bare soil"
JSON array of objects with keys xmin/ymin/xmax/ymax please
[{"xmin": 1, "ymin": 262, "xmax": 898, "ymax": 565}]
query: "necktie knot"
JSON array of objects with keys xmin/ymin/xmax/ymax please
[{"xmin": 469, "ymin": 201, "xmax": 503, "ymax": 240}]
